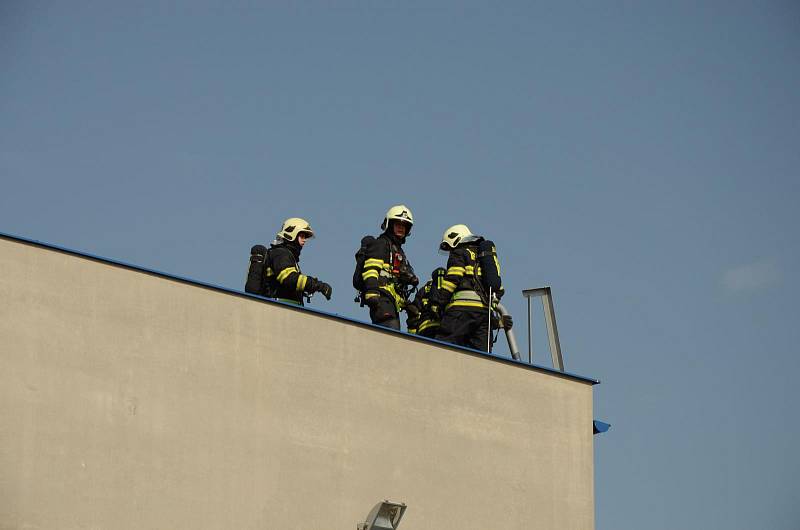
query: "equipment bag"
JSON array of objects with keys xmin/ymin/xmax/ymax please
[
  {"xmin": 245, "ymin": 244, "xmax": 275, "ymax": 297},
  {"xmin": 352, "ymin": 235, "xmax": 376, "ymax": 292}
]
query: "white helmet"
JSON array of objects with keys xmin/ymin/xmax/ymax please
[
  {"xmin": 276, "ymin": 217, "xmax": 315, "ymax": 242},
  {"xmin": 381, "ymin": 205, "xmax": 414, "ymax": 233},
  {"xmin": 440, "ymin": 224, "xmax": 480, "ymax": 251}
]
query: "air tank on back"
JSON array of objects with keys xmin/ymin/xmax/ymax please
[{"xmin": 477, "ymin": 240, "xmax": 501, "ymax": 291}]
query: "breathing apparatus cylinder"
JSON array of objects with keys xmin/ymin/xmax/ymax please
[
  {"xmin": 477, "ymin": 240, "xmax": 501, "ymax": 291},
  {"xmin": 245, "ymin": 244, "xmax": 269, "ymax": 295}
]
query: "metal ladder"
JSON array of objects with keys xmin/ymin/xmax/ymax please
[{"xmin": 522, "ymin": 286, "xmax": 564, "ymax": 372}]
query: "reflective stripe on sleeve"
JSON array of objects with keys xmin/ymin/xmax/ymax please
[
  {"xmin": 364, "ymin": 258, "xmax": 385, "ymax": 268},
  {"xmin": 446, "ymin": 266, "xmax": 465, "ymax": 277},
  {"xmin": 362, "ymin": 270, "xmax": 379, "ymax": 280},
  {"xmin": 441, "ymin": 279, "xmax": 457, "ymax": 292},
  {"xmin": 276, "ymin": 267, "xmax": 296, "ymax": 284}
]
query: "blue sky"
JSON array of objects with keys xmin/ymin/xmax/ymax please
[{"xmin": 2, "ymin": 2, "xmax": 799, "ymax": 528}]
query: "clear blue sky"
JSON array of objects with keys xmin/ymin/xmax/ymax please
[{"xmin": 2, "ymin": 2, "xmax": 799, "ymax": 528}]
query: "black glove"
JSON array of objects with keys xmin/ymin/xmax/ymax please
[
  {"xmin": 429, "ymin": 304, "xmax": 442, "ymax": 319},
  {"xmin": 316, "ymin": 281, "xmax": 332, "ymax": 300},
  {"xmin": 502, "ymin": 314, "xmax": 513, "ymax": 330},
  {"xmin": 405, "ymin": 304, "xmax": 420, "ymax": 319},
  {"xmin": 307, "ymin": 277, "xmax": 332, "ymax": 300}
]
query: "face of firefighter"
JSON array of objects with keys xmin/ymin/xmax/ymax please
[
  {"xmin": 392, "ymin": 220, "xmax": 410, "ymax": 239},
  {"xmin": 297, "ymin": 232, "xmax": 311, "ymax": 246}
]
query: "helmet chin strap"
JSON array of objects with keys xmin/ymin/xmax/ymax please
[{"xmin": 384, "ymin": 228, "xmax": 406, "ymax": 245}]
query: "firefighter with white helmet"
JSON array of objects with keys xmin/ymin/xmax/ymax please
[
  {"xmin": 360, "ymin": 205, "xmax": 419, "ymax": 330},
  {"xmin": 266, "ymin": 217, "xmax": 332, "ymax": 305},
  {"xmin": 432, "ymin": 224, "xmax": 508, "ymax": 351}
]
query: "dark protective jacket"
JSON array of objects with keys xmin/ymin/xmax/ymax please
[
  {"xmin": 269, "ymin": 241, "xmax": 320, "ymax": 305},
  {"xmin": 361, "ymin": 232, "xmax": 413, "ymax": 311},
  {"xmin": 434, "ymin": 243, "xmax": 504, "ymax": 311}
]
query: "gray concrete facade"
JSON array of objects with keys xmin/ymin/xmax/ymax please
[{"xmin": 0, "ymin": 235, "xmax": 595, "ymax": 530}]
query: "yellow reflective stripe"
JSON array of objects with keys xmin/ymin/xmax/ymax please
[
  {"xmin": 418, "ymin": 320, "xmax": 440, "ymax": 332},
  {"xmin": 277, "ymin": 298, "xmax": 302, "ymax": 306},
  {"xmin": 276, "ymin": 266, "xmax": 296, "ymax": 283},
  {"xmin": 380, "ymin": 283, "xmax": 404, "ymax": 311},
  {"xmin": 364, "ymin": 284, "xmax": 405, "ymax": 309},
  {"xmin": 441, "ymin": 280, "xmax": 457, "ymax": 292},
  {"xmin": 447, "ymin": 300, "xmax": 487, "ymax": 310},
  {"xmin": 364, "ymin": 258, "xmax": 385, "ymax": 268},
  {"xmin": 493, "ymin": 255, "xmax": 501, "ymax": 275},
  {"xmin": 362, "ymin": 270, "xmax": 379, "ymax": 280},
  {"xmin": 447, "ymin": 266, "xmax": 465, "ymax": 277},
  {"xmin": 464, "ymin": 265, "xmax": 475, "ymax": 275},
  {"xmin": 296, "ymin": 274, "xmax": 307, "ymax": 292},
  {"xmin": 452, "ymin": 290, "xmax": 482, "ymax": 301}
]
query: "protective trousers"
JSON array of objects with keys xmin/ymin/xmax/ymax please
[{"xmin": 436, "ymin": 308, "xmax": 491, "ymax": 351}]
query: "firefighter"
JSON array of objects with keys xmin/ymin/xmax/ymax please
[
  {"xmin": 269, "ymin": 217, "xmax": 332, "ymax": 306},
  {"xmin": 361, "ymin": 205, "xmax": 418, "ymax": 330},
  {"xmin": 406, "ymin": 267, "xmax": 446, "ymax": 338},
  {"xmin": 433, "ymin": 224, "xmax": 503, "ymax": 351}
]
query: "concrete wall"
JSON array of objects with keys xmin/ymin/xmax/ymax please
[{"xmin": 0, "ymin": 235, "xmax": 595, "ymax": 530}]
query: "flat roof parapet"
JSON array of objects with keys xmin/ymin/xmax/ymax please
[{"xmin": 0, "ymin": 230, "xmax": 598, "ymax": 385}]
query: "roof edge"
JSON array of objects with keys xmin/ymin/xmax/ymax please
[{"xmin": 0, "ymin": 230, "xmax": 599, "ymax": 385}]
